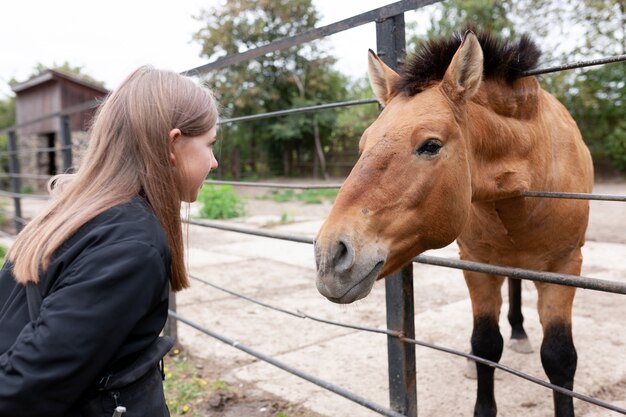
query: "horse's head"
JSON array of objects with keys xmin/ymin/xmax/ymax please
[{"xmin": 315, "ymin": 33, "xmax": 484, "ymax": 303}]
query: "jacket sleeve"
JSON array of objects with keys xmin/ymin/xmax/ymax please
[{"xmin": 0, "ymin": 240, "xmax": 169, "ymax": 417}]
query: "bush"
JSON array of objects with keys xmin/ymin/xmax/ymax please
[
  {"xmin": 197, "ymin": 185, "xmax": 246, "ymax": 219},
  {"xmin": 606, "ymin": 120, "xmax": 626, "ymax": 171}
]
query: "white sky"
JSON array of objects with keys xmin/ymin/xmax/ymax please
[{"xmin": 0, "ymin": 1, "xmax": 430, "ymax": 98}]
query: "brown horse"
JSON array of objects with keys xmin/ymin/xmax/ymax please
[{"xmin": 314, "ymin": 30, "xmax": 593, "ymax": 417}]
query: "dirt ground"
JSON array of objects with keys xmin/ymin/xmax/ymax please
[{"xmin": 2, "ymin": 178, "xmax": 626, "ymax": 417}]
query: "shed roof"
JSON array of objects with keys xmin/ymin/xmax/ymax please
[{"xmin": 11, "ymin": 69, "xmax": 109, "ymax": 94}]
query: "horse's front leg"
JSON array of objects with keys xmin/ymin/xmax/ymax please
[{"xmin": 464, "ymin": 271, "xmax": 505, "ymax": 417}]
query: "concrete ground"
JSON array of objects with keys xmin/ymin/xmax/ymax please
[{"xmin": 175, "ymin": 181, "xmax": 626, "ymax": 417}]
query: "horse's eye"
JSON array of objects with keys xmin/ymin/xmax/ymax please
[{"xmin": 416, "ymin": 139, "xmax": 442, "ymax": 156}]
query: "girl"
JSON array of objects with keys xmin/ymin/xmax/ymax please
[{"xmin": 0, "ymin": 66, "xmax": 219, "ymax": 416}]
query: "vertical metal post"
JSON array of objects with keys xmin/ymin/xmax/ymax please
[
  {"xmin": 60, "ymin": 115, "xmax": 73, "ymax": 173},
  {"xmin": 7, "ymin": 130, "xmax": 23, "ymax": 234},
  {"xmin": 376, "ymin": 13, "xmax": 418, "ymax": 417},
  {"xmin": 164, "ymin": 290, "xmax": 178, "ymax": 344},
  {"xmin": 385, "ymin": 266, "xmax": 417, "ymax": 416}
]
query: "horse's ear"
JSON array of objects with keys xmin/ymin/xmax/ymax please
[
  {"xmin": 367, "ymin": 49, "xmax": 400, "ymax": 107},
  {"xmin": 442, "ymin": 31, "xmax": 483, "ymax": 102}
]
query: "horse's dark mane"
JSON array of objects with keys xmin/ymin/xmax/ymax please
[{"xmin": 396, "ymin": 27, "xmax": 541, "ymax": 96}]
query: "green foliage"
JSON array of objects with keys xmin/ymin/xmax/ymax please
[
  {"xmin": 197, "ymin": 185, "xmax": 246, "ymax": 219},
  {"xmin": 210, "ymin": 379, "xmax": 230, "ymax": 391},
  {"xmin": 193, "ymin": 0, "xmax": 350, "ymax": 178},
  {"xmin": 0, "ymin": 202, "xmax": 6, "ymax": 227},
  {"xmin": 0, "ymin": 96, "xmax": 15, "ymax": 129},
  {"xmin": 11, "ymin": 62, "xmax": 105, "ymax": 88},
  {"xmin": 606, "ymin": 120, "xmax": 626, "ymax": 170},
  {"xmin": 0, "ymin": 245, "xmax": 6, "ymax": 267},
  {"xmin": 424, "ymin": 0, "xmax": 514, "ymax": 40},
  {"xmin": 259, "ymin": 188, "xmax": 338, "ymax": 204},
  {"xmin": 19, "ymin": 185, "xmax": 33, "ymax": 194},
  {"xmin": 262, "ymin": 189, "xmax": 297, "ymax": 203},
  {"xmin": 163, "ymin": 350, "xmax": 229, "ymax": 417},
  {"xmin": 330, "ymin": 77, "xmax": 379, "ymax": 152},
  {"xmin": 0, "ymin": 97, "xmax": 15, "ymax": 189},
  {"xmin": 280, "ymin": 212, "xmax": 291, "ymax": 223},
  {"xmin": 299, "ymin": 189, "xmax": 337, "ymax": 204}
]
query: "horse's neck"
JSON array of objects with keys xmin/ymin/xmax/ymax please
[{"xmin": 466, "ymin": 78, "xmax": 548, "ymax": 202}]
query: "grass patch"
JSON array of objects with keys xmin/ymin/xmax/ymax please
[
  {"xmin": 0, "ymin": 200, "xmax": 7, "ymax": 227},
  {"xmin": 259, "ymin": 188, "xmax": 338, "ymax": 205},
  {"xmin": 162, "ymin": 349, "xmax": 327, "ymax": 417},
  {"xmin": 19, "ymin": 185, "xmax": 33, "ymax": 194},
  {"xmin": 197, "ymin": 185, "xmax": 246, "ymax": 219},
  {"xmin": 163, "ymin": 349, "xmax": 231, "ymax": 417}
]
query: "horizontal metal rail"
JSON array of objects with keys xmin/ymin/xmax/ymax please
[
  {"xmin": 186, "ymin": 218, "xmax": 312, "ymax": 243},
  {"xmin": 181, "ymin": 0, "xmax": 438, "ymax": 76},
  {"xmin": 0, "ymin": 99, "xmax": 101, "ymax": 135},
  {"xmin": 0, "ymin": 173, "xmax": 53, "ymax": 180},
  {"xmin": 186, "ymin": 219, "xmax": 626, "ymax": 295},
  {"xmin": 2, "ymin": 55, "xmax": 623, "ymax": 135},
  {"xmin": 0, "ymin": 190, "xmax": 50, "ymax": 200},
  {"xmin": 203, "ymin": 180, "xmax": 626, "ymax": 202},
  {"xmin": 203, "ymin": 179, "xmax": 342, "ymax": 189},
  {"xmin": 521, "ymin": 191, "xmax": 626, "ymax": 202},
  {"xmin": 190, "ymin": 274, "xmax": 626, "ymax": 415},
  {"xmin": 398, "ymin": 336, "xmax": 626, "ymax": 415},
  {"xmin": 0, "ymin": 145, "xmax": 72, "ymax": 157},
  {"xmin": 522, "ymin": 54, "xmax": 626, "ymax": 77},
  {"xmin": 218, "ymin": 98, "xmax": 378, "ymax": 124},
  {"xmin": 168, "ymin": 310, "xmax": 406, "ymax": 417},
  {"xmin": 413, "ymin": 255, "xmax": 626, "ymax": 295}
]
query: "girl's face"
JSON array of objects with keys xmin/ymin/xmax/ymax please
[{"xmin": 172, "ymin": 126, "xmax": 218, "ymax": 202}]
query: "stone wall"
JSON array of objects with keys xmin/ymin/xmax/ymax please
[{"xmin": 15, "ymin": 130, "xmax": 89, "ymax": 193}]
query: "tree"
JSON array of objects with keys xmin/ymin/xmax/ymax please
[
  {"xmin": 0, "ymin": 96, "xmax": 15, "ymax": 130},
  {"xmin": 7, "ymin": 62, "xmax": 105, "ymax": 90},
  {"xmin": 0, "ymin": 96, "xmax": 16, "ymax": 189},
  {"xmin": 193, "ymin": 0, "xmax": 350, "ymax": 178}
]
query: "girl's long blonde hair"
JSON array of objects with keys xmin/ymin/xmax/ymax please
[{"xmin": 8, "ymin": 66, "xmax": 218, "ymax": 291}]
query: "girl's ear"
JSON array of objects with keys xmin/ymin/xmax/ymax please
[{"xmin": 168, "ymin": 128, "xmax": 182, "ymax": 166}]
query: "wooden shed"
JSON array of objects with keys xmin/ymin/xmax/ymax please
[{"xmin": 11, "ymin": 70, "xmax": 108, "ymax": 186}]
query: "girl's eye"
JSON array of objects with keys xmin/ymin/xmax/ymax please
[{"xmin": 416, "ymin": 139, "xmax": 442, "ymax": 156}]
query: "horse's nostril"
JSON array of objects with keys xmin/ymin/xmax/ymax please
[
  {"xmin": 333, "ymin": 238, "xmax": 354, "ymax": 272},
  {"xmin": 335, "ymin": 241, "xmax": 347, "ymax": 262}
]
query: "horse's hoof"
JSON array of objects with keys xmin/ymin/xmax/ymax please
[{"xmin": 508, "ymin": 337, "xmax": 533, "ymax": 353}]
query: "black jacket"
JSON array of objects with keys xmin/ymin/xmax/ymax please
[{"xmin": 0, "ymin": 197, "xmax": 171, "ymax": 416}]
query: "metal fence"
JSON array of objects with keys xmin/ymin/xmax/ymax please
[{"xmin": 1, "ymin": 0, "xmax": 626, "ymax": 415}]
